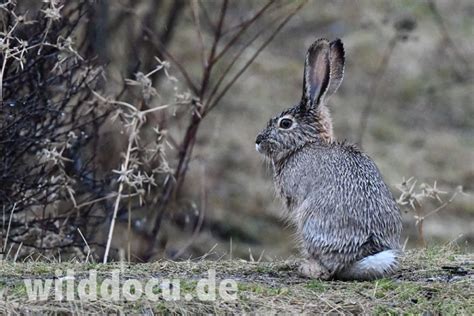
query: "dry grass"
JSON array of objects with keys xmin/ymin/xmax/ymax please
[{"xmin": 0, "ymin": 247, "xmax": 472, "ymax": 314}]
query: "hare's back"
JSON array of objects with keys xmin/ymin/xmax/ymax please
[
  {"xmin": 301, "ymin": 142, "xmax": 397, "ymax": 210},
  {"xmin": 290, "ymin": 142, "xmax": 402, "ymax": 255},
  {"xmin": 288, "ymin": 142, "xmax": 401, "ymax": 229}
]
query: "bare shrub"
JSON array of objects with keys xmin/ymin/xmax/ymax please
[
  {"xmin": 1, "ymin": 0, "xmax": 307, "ymax": 262},
  {"xmin": 397, "ymin": 177, "xmax": 464, "ymax": 247},
  {"xmin": 0, "ymin": 0, "xmax": 108, "ymax": 259}
]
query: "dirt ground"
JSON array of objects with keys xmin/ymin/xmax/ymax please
[{"xmin": 0, "ymin": 247, "xmax": 472, "ymax": 314}]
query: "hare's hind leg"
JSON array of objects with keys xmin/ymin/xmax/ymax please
[
  {"xmin": 298, "ymin": 259, "xmax": 332, "ymax": 280},
  {"xmin": 336, "ymin": 249, "xmax": 401, "ymax": 281}
]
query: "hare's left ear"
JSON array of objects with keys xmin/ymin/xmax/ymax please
[
  {"xmin": 326, "ymin": 39, "xmax": 345, "ymax": 98},
  {"xmin": 300, "ymin": 38, "xmax": 345, "ymax": 111}
]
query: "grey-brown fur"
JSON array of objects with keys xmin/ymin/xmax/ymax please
[{"xmin": 255, "ymin": 38, "xmax": 402, "ymax": 280}]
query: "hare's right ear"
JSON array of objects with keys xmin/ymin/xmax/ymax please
[
  {"xmin": 300, "ymin": 38, "xmax": 345, "ymax": 111},
  {"xmin": 326, "ymin": 39, "xmax": 345, "ymax": 98}
]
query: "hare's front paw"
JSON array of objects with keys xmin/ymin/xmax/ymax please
[{"xmin": 298, "ymin": 260, "xmax": 331, "ymax": 280}]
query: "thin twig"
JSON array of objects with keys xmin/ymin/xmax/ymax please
[
  {"xmin": 127, "ymin": 187, "xmax": 132, "ymax": 264},
  {"xmin": 13, "ymin": 242, "xmax": 22, "ymax": 262},
  {"xmin": 0, "ymin": 20, "xmax": 19, "ymax": 103},
  {"xmin": 356, "ymin": 36, "xmax": 398, "ymax": 146},
  {"xmin": 199, "ymin": 0, "xmax": 228, "ymax": 99},
  {"xmin": 427, "ymin": 0, "xmax": 471, "ymax": 77},
  {"xmin": 77, "ymin": 228, "xmax": 91, "ymax": 264},
  {"xmin": 74, "ymin": 192, "xmax": 139, "ymax": 209},
  {"xmin": 206, "ymin": 12, "xmax": 282, "ymax": 106},
  {"xmin": 3, "ymin": 203, "xmax": 17, "ymax": 253},
  {"xmin": 143, "ymin": 27, "xmax": 199, "ymax": 94},
  {"xmin": 103, "ymin": 119, "xmax": 137, "ymax": 264},
  {"xmin": 212, "ymin": 0, "xmax": 276, "ymax": 63},
  {"xmin": 424, "ymin": 187, "xmax": 462, "ymax": 219},
  {"xmin": 205, "ymin": 0, "xmax": 307, "ymax": 114},
  {"xmin": 171, "ymin": 163, "xmax": 207, "ymax": 259},
  {"xmin": 191, "ymin": 0, "xmax": 207, "ymax": 68}
]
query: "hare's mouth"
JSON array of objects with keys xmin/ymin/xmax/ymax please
[
  {"xmin": 256, "ymin": 142, "xmax": 270, "ymax": 155},
  {"xmin": 255, "ymin": 141, "xmax": 273, "ymax": 157}
]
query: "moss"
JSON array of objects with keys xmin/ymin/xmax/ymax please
[
  {"xmin": 373, "ymin": 305, "xmax": 399, "ymax": 315},
  {"xmin": 238, "ymin": 282, "xmax": 289, "ymax": 297},
  {"xmin": 9, "ymin": 282, "xmax": 29, "ymax": 297},
  {"xmin": 254, "ymin": 265, "xmax": 273, "ymax": 274},
  {"xmin": 305, "ymin": 280, "xmax": 326, "ymax": 292},
  {"xmin": 373, "ymin": 279, "xmax": 396, "ymax": 298}
]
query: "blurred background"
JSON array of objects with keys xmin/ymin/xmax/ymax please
[{"xmin": 1, "ymin": 0, "xmax": 473, "ymax": 262}]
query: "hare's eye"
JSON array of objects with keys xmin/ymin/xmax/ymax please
[{"xmin": 279, "ymin": 118, "xmax": 293, "ymax": 129}]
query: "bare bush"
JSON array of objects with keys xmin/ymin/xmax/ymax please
[
  {"xmin": 0, "ymin": 0, "xmax": 107, "ymax": 259},
  {"xmin": 397, "ymin": 177, "xmax": 464, "ymax": 247},
  {"xmin": 1, "ymin": 0, "xmax": 307, "ymax": 262}
]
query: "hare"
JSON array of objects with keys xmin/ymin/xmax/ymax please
[{"xmin": 255, "ymin": 38, "xmax": 402, "ymax": 281}]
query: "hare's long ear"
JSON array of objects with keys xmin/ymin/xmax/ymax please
[
  {"xmin": 326, "ymin": 39, "xmax": 345, "ymax": 97},
  {"xmin": 300, "ymin": 38, "xmax": 331, "ymax": 111},
  {"xmin": 300, "ymin": 38, "xmax": 345, "ymax": 111}
]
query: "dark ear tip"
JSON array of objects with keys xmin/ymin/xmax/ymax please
[
  {"xmin": 308, "ymin": 38, "xmax": 330, "ymax": 53},
  {"xmin": 330, "ymin": 39, "xmax": 345, "ymax": 53}
]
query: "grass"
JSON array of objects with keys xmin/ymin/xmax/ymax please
[{"xmin": 0, "ymin": 247, "xmax": 472, "ymax": 314}]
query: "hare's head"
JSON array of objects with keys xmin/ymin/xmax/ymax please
[{"xmin": 256, "ymin": 38, "xmax": 345, "ymax": 161}]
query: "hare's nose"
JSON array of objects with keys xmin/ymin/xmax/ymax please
[{"xmin": 255, "ymin": 134, "xmax": 264, "ymax": 145}]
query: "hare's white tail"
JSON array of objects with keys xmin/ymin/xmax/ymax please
[{"xmin": 336, "ymin": 250, "xmax": 401, "ymax": 281}]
